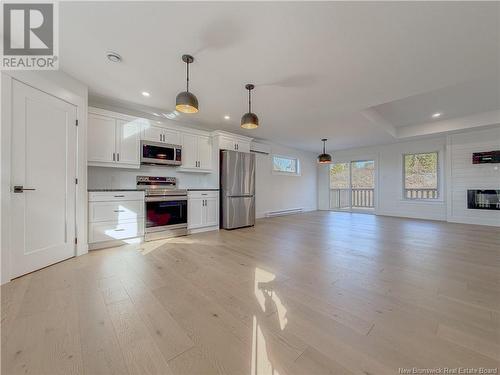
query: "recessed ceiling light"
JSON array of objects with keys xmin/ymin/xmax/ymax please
[
  {"xmin": 142, "ymin": 91, "xmax": 150, "ymax": 97},
  {"xmin": 224, "ymin": 115, "xmax": 230, "ymax": 120},
  {"xmin": 432, "ymin": 112, "xmax": 442, "ymax": 118},
  {"xmin": 106, "ymin": 51, "xmax": 122, "ymax": 63}
]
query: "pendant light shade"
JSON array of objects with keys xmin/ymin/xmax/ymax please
[
  {"xmin": 318, "ymin": 138, "xmax": 333, "ymax": 164},
  {"xmin": 176, "ymin": 54, "xmax": 199, "ymax": 114},
  {"xmin": 241, "ymin": 84, "xmax": 259, "ymax": 129}
]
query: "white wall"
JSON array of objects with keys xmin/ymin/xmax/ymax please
[
  {"xmin": 318, "ymin": 136, "xmax": 448, "ymax": 221},
  {"xmin": 447, "ymin": 126, "xmax": 500, "ymax": 226},
  {"xmin": 318, "ymin": 127, "xmax": 500, "ymax": 226},
  {"xmin": 1, "ymin": 70, "xmax": 88, "ymax": 284},
  {"xmin": 255, "ymin": 143, "xmax": 317, "ymax": 218}
]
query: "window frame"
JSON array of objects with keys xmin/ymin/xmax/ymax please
[
  {"xmin": 271, "ymin": 154, "xmax": 301, "ymax": 176},
  {"xmin": 402, "ymin": 151, "xmax": 440, "ymax": 201}
]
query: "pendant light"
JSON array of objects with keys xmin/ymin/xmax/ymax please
[
  {"xmin": 241, "ymin": 84, "xmax": 259, "ymax": 129},
  {"xmin": 317, "ymin": 138, "xmax": 333, "ymax": 164},
  {"xmin": 176, "ymin": 54, "xmax": 199, "ymax": 114}
]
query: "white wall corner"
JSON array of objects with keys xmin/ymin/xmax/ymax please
[{"xmin": 360, "ymin": 108, "xmax": 398, "ymax": 138}]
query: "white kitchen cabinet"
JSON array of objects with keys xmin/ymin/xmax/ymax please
[
  {"xmin": 88, "ymin": 191, "xmax": 145, "ymax": 248},
  {"xmin": 88, "ymin": 113, "xmax": 116, "ymax": 163},
  {"xmin": 187, "ymin": 197, "xmax": 204, "ymax": 229},
  {"xmin": 142, "ymin": 125, "xmax": 163, "ymax": 143},
  {"xmin": 181, "ymin": 133, "xmax": 198, "ymax": 169},
  {"xmin": 204, "ymin": 197, "xmax": 219, "ymax": 227},
  {"xmin": 116, "ymin": 119, "xmax": 141, "ymax": 166},
  {"xmin": 212, "ymin": 131, "xmax": 252, "ymax": 153},
  {"xmin": 179, "ymin": 133, "xmax": 212, "ymax": 172},
  {"xmin": 142, "ymin": 125, "xmax": 180, "ymax": 145},
  {"xmin": 198, "ymin": 135, "xmax": 212, "ymax": 170},
  {"xmin": 88, "ymin": 109, "xmax": 140, "ymax": 169},
  {"xmin": 188, "ymin": 191, "xmax": 219, "ymax": 231}
]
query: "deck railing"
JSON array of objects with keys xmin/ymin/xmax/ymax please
[
  {"xmin": 330, "ymin": 188, "xmax": 375, "ymax": 209},
  {"xmin": 404, "ymin": 188, "xmax": 438, "ymax": 199}
]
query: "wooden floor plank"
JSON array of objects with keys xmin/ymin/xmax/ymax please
[{"xmin": 2, "ymin": 211, "xmax": 499, "ymax": 374}]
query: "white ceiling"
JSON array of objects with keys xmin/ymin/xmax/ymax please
[
  {"xmin": 60, "ymin": 2, "xmax": 500, "ymax": 153},
  {"xmin": 373, "ymin": 78, "xmax": 500, "ymax": 128}
]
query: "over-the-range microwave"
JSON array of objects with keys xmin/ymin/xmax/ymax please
[{"xmin": 140, "ymin": 140, "xmax": 182, "ymax": 166}]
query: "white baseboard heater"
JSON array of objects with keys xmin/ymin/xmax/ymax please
[{"xmin": 266, "ymin": 208, "xmax": 303, "ymax": 217}]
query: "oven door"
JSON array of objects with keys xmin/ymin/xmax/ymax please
[
  {"xmin": 141, "ymin": 141, "xmax": 182, "ymax": 166},
  {"xmin": 145, "ymin": 196, "xmax": 188, "ymax": 232}
]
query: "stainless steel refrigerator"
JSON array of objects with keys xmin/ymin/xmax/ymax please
[{"xmin": 220, "ymin": 150, "xmax": 255, "ymax": 229}]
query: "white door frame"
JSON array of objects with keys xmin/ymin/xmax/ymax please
[
  {"xmin": 328, "ymin": 155, "xmax": 379, "ymax": 215},
  {"xmin": 1, "ymin": 71, "xmax": 88, "ymax": 284}
]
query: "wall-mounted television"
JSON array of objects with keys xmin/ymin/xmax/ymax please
[{"xmin": 472, "ymin": 150, "xmax": 500, "ymax": 164}]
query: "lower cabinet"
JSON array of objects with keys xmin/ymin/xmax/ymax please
[
  {"xmin": 88, "ymin": 191, "xmax": 144, "ymax": 248},
  {"xmin": 188, "ymin": 191, "xmax": 219, "ymax": 232}
]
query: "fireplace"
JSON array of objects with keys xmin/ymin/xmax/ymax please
[{"xmin": 467, "ymin": 190, "xmax": 500, "ymax": 210}]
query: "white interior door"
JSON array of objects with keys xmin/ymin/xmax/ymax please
[{"xmin": 11, "ymin": 80, "xmax": 77, "ymax": 278}]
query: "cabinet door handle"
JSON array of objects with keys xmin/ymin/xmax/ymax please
[
  {"xmin": 113, "ymin": 152, "xmax": 116, "ymax": 161},
  {"xmin": 117, "ymin": 153, "xmax": 120, "ymax": 161},
  {"xmin": 114, "ymin": 195, "xmax": 125, "ymax": 198},
  {"xmin": 113, "ymin": 210, "xmax": 125, "ymax": 212},
  {"xmin": 114, "ymin": 228, "xmax": 125, "ymax": 232}
]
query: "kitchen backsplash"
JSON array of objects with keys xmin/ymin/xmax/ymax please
[{"xmin": 88, "ymin": 166, "xmax": 218, "ymax": 189}]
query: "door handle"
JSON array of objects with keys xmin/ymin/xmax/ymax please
[
  {"xmin": 113, "ymin": 152, "xmax": 116, "ymax": 161},
  {"xmin": 13, "ymin": 185, "xmax": 36, "ymax": 193},
  {"xmin": 117, "ymin": 153, "xmax": 120, "ymax": 161}
]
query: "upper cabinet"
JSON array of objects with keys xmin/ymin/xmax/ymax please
[
  {"xmin": 88, "ymin": 109, "xmax": 141, "ymax": 169},
  {"xmin": 142, "ymin": 125, "xmax": 180, "ymax": 145},
  {"xmin": 88, "ymin": 108, "xmax": 250, "ymax": 173},
  {"xmin": 179, "ymin": 132, "xmax": 213, "ymax": 173},
  {"xmin": 88, "ymin": 113, "xmax": 116, "ymax": 164},
  {"xmin": 212, "ymin": 131, "xmax": 252, "ymax": 153}
]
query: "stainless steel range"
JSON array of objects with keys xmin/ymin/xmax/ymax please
[{"xmin": 137, "ymin": 176, "xmax": 187, "ymax": 241}]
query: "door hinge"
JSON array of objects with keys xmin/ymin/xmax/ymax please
[
  {"xmin": 75, "ymin": 119, "xmax": 79, "ymax": 126},
  {"xmin": 75, "ymin": 178, "xmax": 78, "ymax": 184},
  {"xmin": 74, "ymin": 237, "xmax": 78, "ymax": 245}
]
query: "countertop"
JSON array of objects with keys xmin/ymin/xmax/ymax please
[
  {"xmin": 88, "ymin": 189, "xmax": 141, "ymax": 192},
  {"xmin": 88, "ymin": 188, "xmax": 219, "ymax": 192}
]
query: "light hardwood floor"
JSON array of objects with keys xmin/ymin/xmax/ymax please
[{"xmin": 2, "ymin": 211, "xmax": 499, "ymax": 375}]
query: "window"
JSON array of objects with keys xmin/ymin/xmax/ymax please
[
  {"xmin": 403, "ymin": 152, "xmax": 439, "ymax": 199},
  {"xmin": 329, "ymin": 160, "xmax": 375, "ymax": 210},
  {"xmin": 272, "ymin": 155, "xmax": 299, "ymax": 175}
]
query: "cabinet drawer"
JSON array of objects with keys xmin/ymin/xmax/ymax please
[
  {"xmin": 89, "ymin": 220, "xmax": 144, "ymax": 243},
  {"xmin": 89, "ymin": 200, "xmax": 144, "ymax": 223},
  {"xmin": 88, "ymin": 191, "xmax": 144, "ymax": 202},
  {"xmin": 188, "ymin": 191, "xmax": 219, "ymax": 199}
]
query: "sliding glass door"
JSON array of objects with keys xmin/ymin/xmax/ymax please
[{"xmin": 329, "ymin": 160, "xmax": 375, "ymax": 211}]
